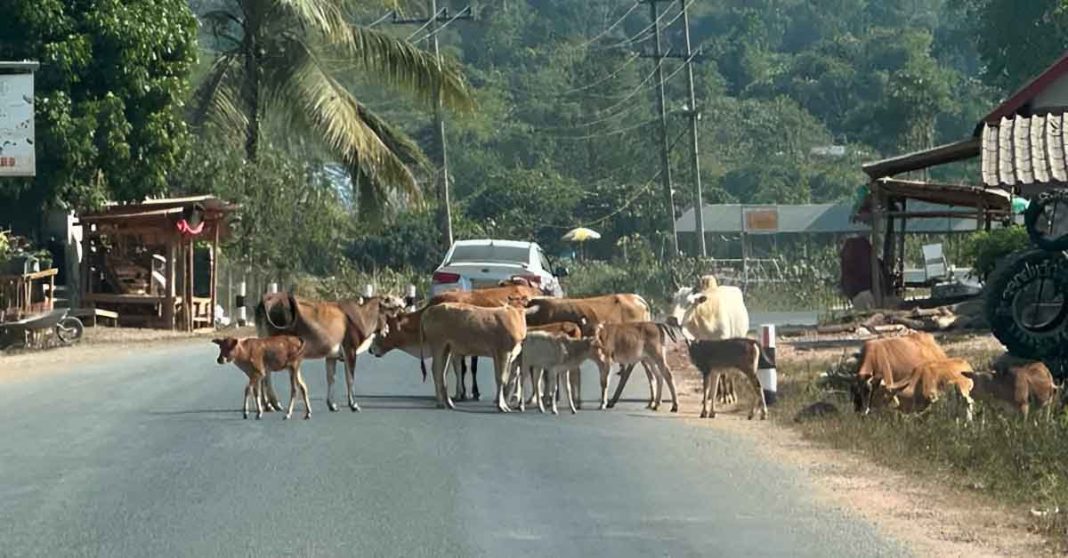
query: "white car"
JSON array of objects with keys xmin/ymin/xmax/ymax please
[{"xmin": 430, "ymin": 239, "xmax": 567, "ymax": 297}]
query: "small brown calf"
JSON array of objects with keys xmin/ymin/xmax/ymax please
[
  {"xmin": 886, "ymin": 357, "xmax": 975, "ymax": 421},
  {"xmin": 686, "ymin": 338, "xmax": 767, "ymax": 420},
  {"xmin": 968, "ymin": 355, "xmax": 1058, "ymax": 418},
  {"xmin": 213, "ymin": 335, "xmax": 311, "ymax": 420},
  {"xmin": 592, "ymin": 322, "xmax": 678, "ymax": 412}
]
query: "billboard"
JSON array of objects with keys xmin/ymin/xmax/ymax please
[{"xmin": 0, "ymin": 72, "xmax": 35, "ymax": 177}]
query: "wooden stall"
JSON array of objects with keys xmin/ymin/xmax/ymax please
[
  {"xmin": 0, "ymin": 268, "xmax": 57, "ymax": 321},
  {"xmin": 76, "ymin": 196, "xmax": 236, "ymax": 331}
]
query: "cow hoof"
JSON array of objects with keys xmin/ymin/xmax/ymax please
[
  {"xmin": 552, "ymin": 409, "xmax": 559, "ymax": 416},
  {"xmin": 243, "ymin": 413, "xmax": 249, "ymax": 420},
  {"xmin": 747, "ymin": 413, "xmax": 754, "ymax": 420},
  {"xmin": 446, "ymin": 400, "xmax": 456, "ymax": 410},
  {"xmin": 328, "ymin": 402, "xmax": 339, "ymax": 412},
  {"xmin": 599, "ymin": 404, "xmax": 608, "ymax": 411},
  {"xmin": 350, "ymin": 403, "xmax": 361, "ymax": 413},
  {"xmin": 273, "ymin": 403, "xmax": 284, "ymax": 411},
  {"xmin": 671, "ymin": 405, "xmax": 679, "ymax": 413},
  {"xmin": 708, "ymin": 412, "xmax": 716, "ymax": 419},
  {"xmin": 699, "ymin": 411, "xmax": 707, "ymax": 418},
  {"xmin": 570, "ymin": 409, "xmax": 577, "ymax": 415},
  {"xmin": 256, "ymin": 414, "xmax": 262, "ymax": 420},
  {"xmin": 304, "ymin": 414, "xmax": 311, "ymax": 420},
  {"xmin": 606, "ymin": 401, "xmax": 616, "ymax": 409},
  {"xmin": 761, "ymin": 413, "xmax": 768, "ymax": 421},
  {"xmin": 456, "ymin": 394, "xmax": 467, "ymax": 402},
  {"xmin": 473, "ymin": 394, "xmax": 481, "ymax": 401},
  {"xmin": 283, "ymin": 414, "xmax": 291, "ymax": 420},
  {"xmin": 498, "ymin": 405, "xmax": 510, "ymax": 413},
  {"xmin": 436, "ymin": 402, "xmax": 447, "ymax": 409}
]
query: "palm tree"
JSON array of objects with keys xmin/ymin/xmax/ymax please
[{"xmin": 190, "ymin": 0, "xmax": 472, "ymax": 211}]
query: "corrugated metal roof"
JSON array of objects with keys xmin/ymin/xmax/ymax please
[
  {"xmin": 676, "ymin": 203, "xmax": 996, "ymax": 234},
  {"xmin": 981, "ymin": 114, "xmax": 1068, "ymax": 190}
]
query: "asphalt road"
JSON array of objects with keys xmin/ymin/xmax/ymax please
[{"xmin": 0, "ymin": 342, "xmax": 908, "ymax": 558}]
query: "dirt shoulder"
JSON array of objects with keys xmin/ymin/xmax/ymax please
[
  {"xmin": 0, "ymin": 326, "xmax": 254, "ymax": 381},
  {"xmin": 666, "ymin": 340, "xmax": 1053, "ymax": 558}
]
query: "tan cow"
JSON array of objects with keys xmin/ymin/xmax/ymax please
[
  {"xmin": 852, "ymin": 332, "xmax": 947, "ymax": 414},
  {"xmin": 525, "ymin": 294, "xmax": 657, "ymax": 405},
  {"xmin": 968, "ymin": 354, "xmax": 1058, "ymax": 418},
  {"xmin": 518, "ymin": 331, "xmax": 599, "ymax": 415},
  {"xmin": 369, "ymin": 307, "xmax": 471, "ymax": 400},
  {"xmin": 212, "ymin": 335, "xmax": 311, "ymax": 420},
  {"xmin": 592, "ymin": 322, "xmax": 679, "ymax": 412},
  {"xmin": 420, "ymin": 302, "xmax": 527, "ymax": 412},
  {"xmin": 885, "ymin": 357, "xmax": 976, "ymax": 421},
  {"xmin": 256, "ymin": 293, "xmax": 403, "ymax": 412},
  {"xmin": 511, "ymin": 321, "xmax": 585, "ymax": 410}
]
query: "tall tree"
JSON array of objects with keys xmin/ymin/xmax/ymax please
[
  {"xmin": 955, "ymin": 0, "xmax": 1068, "ymax": 91},
  {"xmin": 0, "ymin": 0, "xmax": 198, "ymax": 211},
  {"xmin": 189, "ymin": 0, "xmax": 474, "ymax": 213}
]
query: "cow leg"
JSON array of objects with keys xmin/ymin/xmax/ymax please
[
  {"xmin": 456, "ymin": 357, "xmax": 468, "ymax": 401},
  {"xmin": 707, "ymin": 370, "xmax": 721, "ymax": 418},
  {"xmin": 285, "ymin": 370, "xmax": 298, "ymax": 420},
  {"xmin": 656, "ymin": 357, "xmax": 679, "ymax": 413},
  {"xmin": 344, "ymin": 348, "xmax": 361, "ymax": 412},
  {"xmin": 643, "ymin": 360, "xmax": 664, "ymax": 411},
  {"xmin": 253, "ymin": 373, "xmax": 265, "ymax": 420},
  {"xmin": 598, "ymin": 364, "xmax": 612, "ymax": 410},
  {"xmin": 433, "ymin": 351, "xmax": 455, "ymax": 410},
  {"xmin": 740, "ymin": 364, "xmax": 768, "ymax": 420},
  {"xmin": 727, "ymin": 375, "xmax": 737, "ymax": 405},
  {"xmin": 607, "ymin": 364, "xmax": 637, "ymax": 409},
  {"xmin": 563, "ymin": 369, "xmax": 578, "ymax": 414},
  {"xmin": 700, "ymin": 372, "xmax": 711, "ymax": 418},
  {"xmin": 297, "ymin": 367, "xmax": 312, "ymax": 420},
  {"xmin": 261, "ymin": 373, "xmax": 282, "ymax": 411},
  {"xmin": 494, "ymin": 354, "xmax": 511, "ymax": 413},
  {"xmin": 243, "ymin": 379, "xmax": 253, "ymax": 420},
  {"xmin": 325, "ymin": 358, "xmax": 339, "ymax": 412},
  {"xmin": 546, "ymin": 369, "xmax": 560, "ymax": 415},
  {"xmin": 470, "ymin": 357, "xmax": 481, "ymax": 401},
  {"xmin": 570, "ymin": 368, "xmax": 582, "ymax": 409}
]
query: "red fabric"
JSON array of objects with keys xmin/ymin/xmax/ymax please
[{"xmin": 176, "ymin": 219, "xmax": 205, "ymax": 236}]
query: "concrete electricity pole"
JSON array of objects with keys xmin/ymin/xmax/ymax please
[
  {"xmin": 679, "ymin": 0, "xmax": 706, "ymax": 257},
  {"xmin": 640, "ymin": 0, "xmax": 679, "ymax": 258},
  {"xmin": 390, "ymin": 3, "xmax": 473, "ymax": 249}
]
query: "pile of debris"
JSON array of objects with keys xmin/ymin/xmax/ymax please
[{"xmin": 818, "ymin": 298, "xmax": 987, "ymax": 336}]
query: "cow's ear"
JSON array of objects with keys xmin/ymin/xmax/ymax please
[
  {"xmin": 211, "ymin": 338, "xmax": 223, "ymax": 345},
  {"xmin": 690, "ymin": 293, "xmax": 708, "ymax": 304}
]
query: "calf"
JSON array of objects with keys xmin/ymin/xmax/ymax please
[
  {"xmin": 885, "ymin": 357, "xmax": 976, "ymax": 421},
  {"xmin": 852, "ymin": 332, "xmax": 948, "ymax": 414},
  {"xmin": 213, "ymin": 335, "xmax": 311, "ymax": 420},
  {"xmin": 420, "ymin": 303, "xmax": 527, "ymax": 412},
  {"xmin": 968, "ymin": 355, "xmax": 1058, "ymax": 418},
  {"xmin": 518, "ymin": 331, "xmax": 598, "ymax": 415},
  {"xmin": 510, "ymin": 320, "xmax": 585, "ymax": 409},
  {"xmin": 592, "ymin": 322, "xmax": 679, "ymax": 412},
  {"xmin": 686, "ymin": 338, "xmax": 768, "ymax": 420}
]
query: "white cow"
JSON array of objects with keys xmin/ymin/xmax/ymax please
[{"xmin": 669, "ymin": 275, "xmax": 751, "ymax": 403}]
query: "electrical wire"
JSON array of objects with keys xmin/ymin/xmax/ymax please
[
  {"xmin": 412, "ymin": 7, "xmax": 471, "ymax": 43},
  {"xmin": 403, "ymin": 7, "xmax": 446, "ymax": 40},
  {"xmin": 571, "ymin": 2, "xmax": 642, "ymax": 51},
  {"xmin": 539, "ymin": 116, "xmax": 658, "ymax": 141},
  {"xmin": 365, "ymin": 11, "xmax": 395, "ymax": 28}
]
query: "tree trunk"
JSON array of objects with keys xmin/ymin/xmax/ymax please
[{"xmin": 243, "ymin": 31, "xmax": 261, "ymax": 162}]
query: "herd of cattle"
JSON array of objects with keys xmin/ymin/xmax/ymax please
[
  {"xmin": 211, "ymin": 275, "xmax": 766, "ymax": 420},
  {"xmin": 209, "ymin": 274, "xmax": 1059, "ymax": 423}
]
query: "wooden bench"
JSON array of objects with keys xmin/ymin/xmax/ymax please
[{"xmin": 70, "ymin": 308, "xmax": 119, "ymax": 327}]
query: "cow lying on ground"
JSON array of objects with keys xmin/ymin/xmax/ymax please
[
  {"xmin": 213, "ymin": 335, "xmax": 311, "ymax": 420},
  {"xmin": 430, "ymin": 284, "xmax": 543, "ymax": 400},
  {"xmin": 852, "ymin": 332, "xmax": 948, "ymax": 414},
  {"xmin": 885, "ymin": 357, "xmax": 976, "ymax": 421},
  {"xmin": 668, "ymin": 275, "xmax": 750, "ymax": 406},
  {"xmin": 686, "ymin": 338, "xmax": 768, "ymax": 420},
  {"xmin": 420, "ymin": 302, "xmax": 526, "ymax": 412},
  {"xmin": 518, "ymin": 331, "xmax": 598, "ymax": 415},
  {"xmin": 256, "ymin": 293, "xmax": 403, "ymax": 413},
  {"xmin": 968, "ymin": 354, "xmax": 1058, "ymax": 418},
  {"xmin": 593, "ymin": 322, "xmax": 679, "ymax": 412}
]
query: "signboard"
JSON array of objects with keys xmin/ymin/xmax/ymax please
[
  {"xmin": 743, "ymin": 207, "xmax": 779, "ymax": 233},
  {"xmin": 0, "ymin": 72, "xmax": 35, "ymax": 177}
]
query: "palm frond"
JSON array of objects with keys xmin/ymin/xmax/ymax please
[
  {"xmin": 188, "ymin": 52, "xmax": 248, "ymax": 135},
  {"xmin": 276, "ymin": 0, "xmax": 349, "ymax": 42},
  {"xmin": 283, "ymin": 45, "xmax": 422, "ymax": 204},
  {"xmin": 355, "ymin": 102, "xmax": 430, "ymax": 170},
  {"xmin": 336, "ymin": 25, "xmax": 475, "ymax": 113}
]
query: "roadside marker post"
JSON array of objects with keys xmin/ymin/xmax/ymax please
[
  {"xmin": 236, "ymin": 280, "xmax": 247, "ymax": 326},
  {"xmin": 268, "ymin": 282, "xmax": 278, "ymax": 294},
  {"xmin": 757, "ymin": 324, "xmax": 777, "ymax": 405}
]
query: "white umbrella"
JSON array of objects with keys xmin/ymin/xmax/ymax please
[{"xmin": 562, "ymin": 227, "xmax": 601, "ymax": 242}]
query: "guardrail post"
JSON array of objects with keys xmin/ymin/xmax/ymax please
[{"xmin": 757, "ymin": 324, "xmax": 777, "ymax": 405}]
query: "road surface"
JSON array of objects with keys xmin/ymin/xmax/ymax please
[{"xmin": 0, "ymin": 342, "xmax": 908, "ymax": 557}]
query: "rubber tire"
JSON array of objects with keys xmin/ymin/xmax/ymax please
[
  {"xmin": 56, "ymin": 316, "xmax": 84, "ymax": 345},
  {"xmin": 984, "ymin": 249, "xmax": 1068, "ymax": 359},
  {"xmin": 1024, "ymin": 194, "xmax": 1068, "ymax": 252}
]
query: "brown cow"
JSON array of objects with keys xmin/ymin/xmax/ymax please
[
  {"xmin": 686, "ymin": 338, "xmax": 768, "ymax": 420},
  {"xmin": 428, "ymin": 284, "xmax": 543, "ymax": 399},
  {"xmin": 212, "ymin": 335, "xmax": 311, "ymax": 420},
  {"xmin": 420, "ymin": 302, "xmax": 527, "ymax": 412},
  {"xmin": 525, "ymin": 294, "xmax": 656, "ymax": 405},
  {"xmin": 852, "ymin": 332, "xmax": 947, "ymax": 414},
  {"xmin": 591, "ymin": 322, "xmax": 679, "ymax": 412},
  {"xmin": 370, "ymin": 307, "xmax": 471, "ymax": 400},
  {"xmin": 968, "ymin": 354, "xmax": 1058, "ymax": 418},
  {"xmin": 256, "ymin": 293, "xmax": 403, "ymax": 413},
  {"xmin": 885, "ymin": 357, "xmax": 976, "ymax": 421}
]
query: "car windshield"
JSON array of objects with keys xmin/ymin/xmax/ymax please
[{"xmin": 448, "ymin": 245, "xmax": 530, "ymax": 264}]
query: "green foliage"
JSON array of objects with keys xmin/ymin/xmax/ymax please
[
  {"xmin": 961, "ymin": 226, "xmax": 1031, "ymax": 281},
  {"xmin": 0, "ymin": 0, "xmax": 198, "ymax": 210}
]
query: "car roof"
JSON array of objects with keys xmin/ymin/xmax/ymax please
[{"xmin": 451, "ymin": 239, "xmax": 537, "ymax": 249}]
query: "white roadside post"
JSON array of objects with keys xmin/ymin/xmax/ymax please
[
  {"xmin": 363, "ymin": 284, "xmax": 374, "ymax": 299},
  {"xmin": 757, "ymin": 324, "xmax": 778, "ymax": 405},
  {"xmin": 236, "ymin": 280, "xmax": 247, "ymax": 326},
  {"xmin": 405, "ymin": 284, "xmax": 418, "ymax": 311},
  {"xmin": 268, "ymin": 282, "xmax": 278, "ymax": 294}
]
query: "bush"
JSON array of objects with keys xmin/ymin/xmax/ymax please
[{"xmin": 962, "ymin": 226, "xmax": 1031, "ymax": 281}]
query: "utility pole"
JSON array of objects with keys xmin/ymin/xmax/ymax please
[
  {"xmin": 679, "ymin": 0, "xmax": 706, "ymax": 257},
  {"xmin": 641, "ymin": 0, "xmax": 679, "ymax": 258},
  {"xmin": 390, "ymin": 3, "xmax": 473, "ymax": 249}
]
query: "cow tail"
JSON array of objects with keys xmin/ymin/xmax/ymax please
[
  {"xmin": 657, "ymin": 322, "xmax": 679, "ymax": 344},
  {"xmin": 636, "ymin": 294, "xmax": 652, "ymax": 320},
  {"xmin": 294, "ymin": 337, "xmax": 307, "ymax": 359},
  {"xmin": 419, "ymin": 313, "xmax": 428, "ymax": 383}
]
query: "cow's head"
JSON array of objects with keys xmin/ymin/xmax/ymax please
[
  {"xmin": 370, "ymin": 314, "xmax": 406, "ymax": 358},
  {"xmin": 212, "ymin": 337, "xmax": 240, "ymax": 365},
  {"xmin": 506, "ymin": 294, "xmax": 531, "ymax": 309},
  {"xmin": 260, "ymin": 292, "xmax": 299, "ymax": 331}
]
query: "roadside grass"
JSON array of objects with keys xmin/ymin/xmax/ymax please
[{"xmin": 775, "ymin": 344, "xmax": 1068, "ymax": 548}]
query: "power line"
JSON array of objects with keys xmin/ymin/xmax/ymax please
[
  {"xmin": 572, "ymin": 2, "xmax": 643, "ymax": 51},
  {"xmin": 403, "ymin": 7, "xmax": 446, "ymax": 40},
  {"xmin": 540, "ymin": 116, "xmax": 658, "ymax": 141},
  {"xmin": 412, "ymin": 6, "xmax": 473, "ymax": 43}
]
